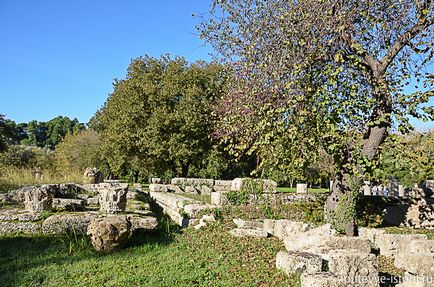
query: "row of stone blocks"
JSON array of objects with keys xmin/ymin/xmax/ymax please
[
  {"xmin": 149, "ymin": 191, "xmax": 215, "ymax": 227},
  {"xmin": 227, "ymin": 218, "xmax": 434, "ymax": 287}
]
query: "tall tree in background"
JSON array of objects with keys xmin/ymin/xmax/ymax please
[
  {"xmin": 95, "ymin": 55, "xmax": 224, "ymax": 180},
  {"xmin": 200, "ymin": 0, "xmax": 434, "ymax": 234}
]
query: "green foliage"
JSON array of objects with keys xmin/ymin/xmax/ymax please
[
  {"xmin": 54, "ymin": 129, "xmax": 102, "ymax": 176},
  {"xmin": 226, "ymin": 178, "xmax": 264, "ymax": 205},
  {"xmin": 95, "ymin": 55, "xmax": 225, "ymax": 179}
]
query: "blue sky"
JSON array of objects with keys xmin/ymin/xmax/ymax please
[
  {"xmin": 0, "ymin": 0, "xmax": 213, "ymax": 123},
  {"xmin": 0, "ymin": 0, "xmax": 433, "ymax": 130}
]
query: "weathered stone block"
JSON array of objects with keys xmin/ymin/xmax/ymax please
[
  {"xmin": 328, "ymin": 250, "xmax": 379, "ymax": 287},
  {"xmin": 272, "ymin": 219, "xmax": 310, "ymax": 240},
  {"xmin": 394, "ymin": 253, "xmax": 434, "ymax": 276},
  {"xmin": 83, "ymin": 167, "xmax": 103, "ymax": 184},
  {"xmin": 229, "ymin": 228, "xmax": 268, "ymax": 238},
  {"xmin": 233, "ymin": 218, "xmax": 263, "ymax": 230},
  {"xmin": 296, "ymin": 183, "xmax": 308, "ymax": 194},
  {"xmin": 276, "ymin": 251, "xmax": 322, "ymax": 275},
  {"xmin": 409, "ymin": 239, "xmax": 434, "ymax": 254},
  {"xmin": 99, "ymin": 186, "xmax": 128, "ymax": 214},
  {"xmin": 211, "ymin": 191, "xmax": 228, "ymax": 206},
  {"xmin": 0, "ymin": 221, "xmax": 42, "ymax": 234},
  {"xmin": 42, "ymin": 213, "xmax": 98, "ymax": 235},
  {"xmin": 183, "ymin": 203, "xmax": 215, "ymax": 218},
  {"xmin": 129, "ymin": 215, "xmax": 158, "ymax": 231},
  {"xmin": 87, "ymin": 215, "xmax": 132, "ymax": 252},
  {"xmin": 86, "ymin": 196, "xmax": 99, "ymax": 205},
  {"xmin": 149, "ymin": 184, "xmax": 168, "ymax": 192},
  {"xmin": 300, "ymin": 272, "xmax": 345, "ymax": 287},
  {"xmin": 375, "ymin": 233, "xmax": 427, "ymax": 256},
  {"xmin": 24, "ymin": 186, "xmax": 53, "ymax": 213},
  {"xmin": 52, "ymin": 198, "xmax": 85, "ymax": 211}
]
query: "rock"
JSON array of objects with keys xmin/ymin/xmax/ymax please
[
  {"xmin": 86, "ymin": 196, "xmax": 100, "ymax": 205},
  {"xmin": 194, "ymin": 214, "xmax": 216, "ymax": 230},
  {"xmin": 126, "ymin": 190, "xmax": 146, "ymax": 201},
  {"xmin": 99, "ymin": 186, "xmax": 128, "ymax": 213},
  {"xmin": 24, "ymin": 186, "xmax": 53, "ymax": 213},
  {"xmin": 151, "ymin": 178, "xmax": 162, "ymax": 184},
  {"xmin": 264, "ymin": 219, "xmax": 277, "ymax": 234},
  {"xmin": 0, "ymin": 193, "xmax": 10, "ymax": 203},
  {"xmin": 211, "ymin": 191, "xmax": 228, "ymax": 206},
  {"xmin": 271, "ymin": 219, "xmax": 310, "ymax": 240},
  {"xmin": 229, "ymin": 228, "xmax": 268, "ymax": 238},
  {"xmin": 183, "ymin": 204, "xmax": 216, "ymax": 218},
  {"xmin": 52, "ymin": 198, "xmax": 85, "ymax": 211},
  {"xmin": 83, "ymin": 167, "xmax": 103, "ymax": 184},
  {"xmin": 0, "ymin": 221, "xmax": 42, "ymax": 234},
  {"xmin": 214, "ymin": 180, "xmax": 232, "ymax": 192},
  {"xmin": 8, "ymin": 186, "xmax": 35, "ymax": 203},
  {"xmin": 149, "ymin": 184, "xmax": 168, "ymax": 192},
  {"xmin": 129, "ymin": 215, "xmax": 158, "ymax": 231},
  {"xmin": 42, "ymin": 213, "xmax": 98, "ymax": 235},
  {"xmin": 394, "ymin": 253, "xmax": 434, "ymax": 276},
  {"xmin": 296, "ymin": 183, "xmax": 308, "ymax": 194},
  {"xmin": 328, "ymin": 250, "xmax": 379, "ymax": 287},
  {"xmin": 285, "ymin": 234, "xmax": 371, "ymax": 259},
  {"xmin": 404, "ymin": 199, "xmax": 434, "ymax": 229},
  {"xmin": 77, "ymin": 193, "xmax": 90, "ymax": 200},
  {"xmin": 233, "ymin": 218, "xmax": 263, "ymax": 230},
  {"xmin": 0, "ymin": 208, "xmax": 42, "ymax": 221},
  {"xmin": 184, "ymin": 185, "xmax": 199, "ymax": 194},
  {"xmin": 262, "ymin": 179, "xmax": 277, "ymax": 193},
  {"xmin": 166, "ymin": 184, "xmax": 184, "ymax": 193},
  {"xmin": 300, "ymin": 272, "xmax": 345, "ymax": 287},
  {"xmin": 231, "ymin": 178, "xmax": 244, "ymax": 191},
  {"xmin": 199, "ymin": 185, "xmax": 213, "ymax": 195},
  {"xmin": 87, "ymin": 215, "xmax": 132, "ymax": 252},
  {"xmin": 409, "ymin": 239, "xmax": 434, "ymax": 254},
  {"xmin": 276, "ymin": 251, "xmax": 322, "ymax": 275},
  {"xmin": 375, "ymin": 233, "xmax": 427, "ymax": 256},
  {"xmin": 171, "ymin": 177, "xmax": 188, "ymax": 186},
  {"xmin": 358, "ymin": 227, "xmax": 387, "ymax": 247},
  {"xmin": 397, "ymin": 273, "xmax": 432, "ymax": 287}
]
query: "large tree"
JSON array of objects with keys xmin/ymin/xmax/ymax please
[
  {"xmin": 200, "ymin": 0, "xmax": 434, "ymax": 234},
  {"xmin": 94, "ymin": 55, "xmax": 224, "ymax": 180}
]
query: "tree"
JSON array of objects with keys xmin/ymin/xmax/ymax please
[
  {"xmin": 0, "ymin": 115, "xmax": 15, "ymax": 152},
  {"xmin": 200, "ymin": 0, "xmax": 434, "ymax": 234},
  {"xmin": 94, "ymin": 55, "xmax": 224, "ymax": 180},
  {"xmin": 55, "ymin": 129, "xmax": 102, "ymax": 175}
]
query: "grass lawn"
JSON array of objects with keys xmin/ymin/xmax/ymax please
[{"xmin": 0, "ymin": 220, "xmax": 296, "ymax": 287}]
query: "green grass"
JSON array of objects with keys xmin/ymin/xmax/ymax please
[
  {"xmin": 276, "ymin": 187, "xmax": 329, "ymax": 193},
  {"xmin": 0, "ymin": 222, "xmax": 295, "ymax": 287}
]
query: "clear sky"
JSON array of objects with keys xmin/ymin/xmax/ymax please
[
  {"xmin": 0, "ymin": 0, "xmax": 213, "ymax": 124},
  {"xmin": 0, "ymin": 0, "xmax": 433, "ymax": 130}
]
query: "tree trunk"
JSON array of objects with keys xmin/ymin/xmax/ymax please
[
  {"xmin": 325, "ymin": 77, "xmax": 391, "ymax": 236},
  {"xmin": 181, "ymin": 161, "xmax": 191, "ymax": 178}
]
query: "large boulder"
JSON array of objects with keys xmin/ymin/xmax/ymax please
[
  {"xmin": 83, "ymin": 167, "xmax": 104, "ymax": 184},
  {"xmin": 99, "ymin": 185, "xmax": 128, "ymax": 213},
  {"xmin": 24, "ymin": 186, "xmax": 53, "ymax": 213},
  {"xmin": 87, "ymin": 215, "xmax": 132, "ymax": 252}
]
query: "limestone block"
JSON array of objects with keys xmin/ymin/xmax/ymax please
[
  {"xmin": 276, "ymin": 251, "xmax": 322, "ymax": 275},
  {"xmin": 183, "ymin": 203, "xmax": 215, "ymax": 218},
  {"xmin": 129, "ymin": 215, "xmax": 158, "ymax": 231},
  {"xmin": 86, "ymin": 196, "xmax": 100, "ymax": 205},
  {"xmin": 272, "ymin": 219, "xmax": 310, "ymax": 240},
  {"xmin": 42, "ymin": 213, "xmax": 98, "ymax": 235},
  {"xmin": 87, "ymin": 215, "xmax": 132, "ymax": 252},
  {"xmin": 394, "ymin": 253, "xmax": 434, "ymax": 276},
  {"xmin": 229, "ymin": 228, "xmax": 268, "ymax": 238},
  {"xmin": 376, "ymin": 233, "xmax": 427, "ymax": 256},
  {"xmin": 211, "ymin": 191, "xmax": 228, "ymax": 206},
  {"xmin": 328, "ymin": 250, "xmax": 379, "ymax": 287},
  {"xmin": 52, "ymin": 198, "xmax": 85, "ymax": 211},
  {"xmin": 409, "ymin": 239, "xmax": 434, "ymax": 254},
  {"xmin": 301, "ymin": 272, "xmax": 345, "ymax": 287},
  {"xmin": 263, "ymin": 219, "xmax": 277, "ymax": 234},
  {"xmin": 99, "ymin": 186, "xmax": 128, "ymax": 214},
  {"xmin": 358, "ymin": 227, "xmax": 387, "ymax": 248},
  {"xmin": 0, "ymin": 221, "xmax": 42, "ymax": 234},
  {"xmin": 296, "ymin": 183, "xmax": 308, "ymax": 194},
  {"xmin": 149, "ymin": 184, "xmax": 168, "ymax": 192},
  {"xmin": 233, "ymin": 218, "xmax": 263, "ymax": 230},
  {"xmin": 24, "ymin": 186, "xmax": 53, "ymax": 213}
]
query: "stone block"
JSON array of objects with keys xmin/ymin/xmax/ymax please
[
  {"xmin": 233, "ymin": 218, "xmax": 263, "ymax": 230},
  {"xmin": 296, "ymin": 183, "xmax": 308, "ymax": 194},
  {"xmin": 376, "ymin": 233, "xmax": 427, "ymax": 256},
  {"xmin": 183, "ymin": 203, "xmax": 215, "ymax": 218},
  {"xmin": 229, "ymin": 228, "xmax": 268, "ymax": 238},
  {"xmin": 328, "ymin": 250, "xmax": 379, "ymax": 287},
  {"xmin": 301, "ymin": 272, "xmax": 345, "ymax": 287},
  {"xmin": 52, "ymin": 198, "xmax": 85, "ymax": 211},
  {"xmin": 409, "ymin": 239, "xmax": 434, "ymax": 254},
  {"xmin": 272, "ymin": 219, "xmax": 310, "ymax": 240},
  {"xmin": 263, "ymin": 219, "xmax": 277, "ymax": 234},
  {"xmin": 149, "ymin": 184, "xmax": 168, "ymax": 192},
  {"xmin": 24, "ymin": 186, "xmax": 53, "ymax": 213},
  {"xmin": 358, "ymin": 227, "xmax": 387, "ymax": 248},
  {"xmin": 87, "ymin": 215, "xmax": 132, "ymax": 252},
  {"xmin": 394, "ymin": 253, "xmax": 434, "ymax": 276},
  {"xmin": 129, "ymin": 215, "xmax": 158, "ymax": 231},
  {"xmin": 42, "ymin": 213, "xmax": 98, "ymax": 235},
  {"xmin": 211, "ymin": 191, "xmax": 228, "ymax": 206},
  {"xmin": 276, "ymin": 251, "xmax": 322, "ymax": 275},
  {"xmin": 99, "ymin": 186, "xmax": 128, "ymax": 213},
  {"xmin": 0, "ymin": 221, "xmax": 42, "ymax": 234},
  {"xmin": 87, "ymin": 196, "xmax": 99, "ymax": 205}
]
